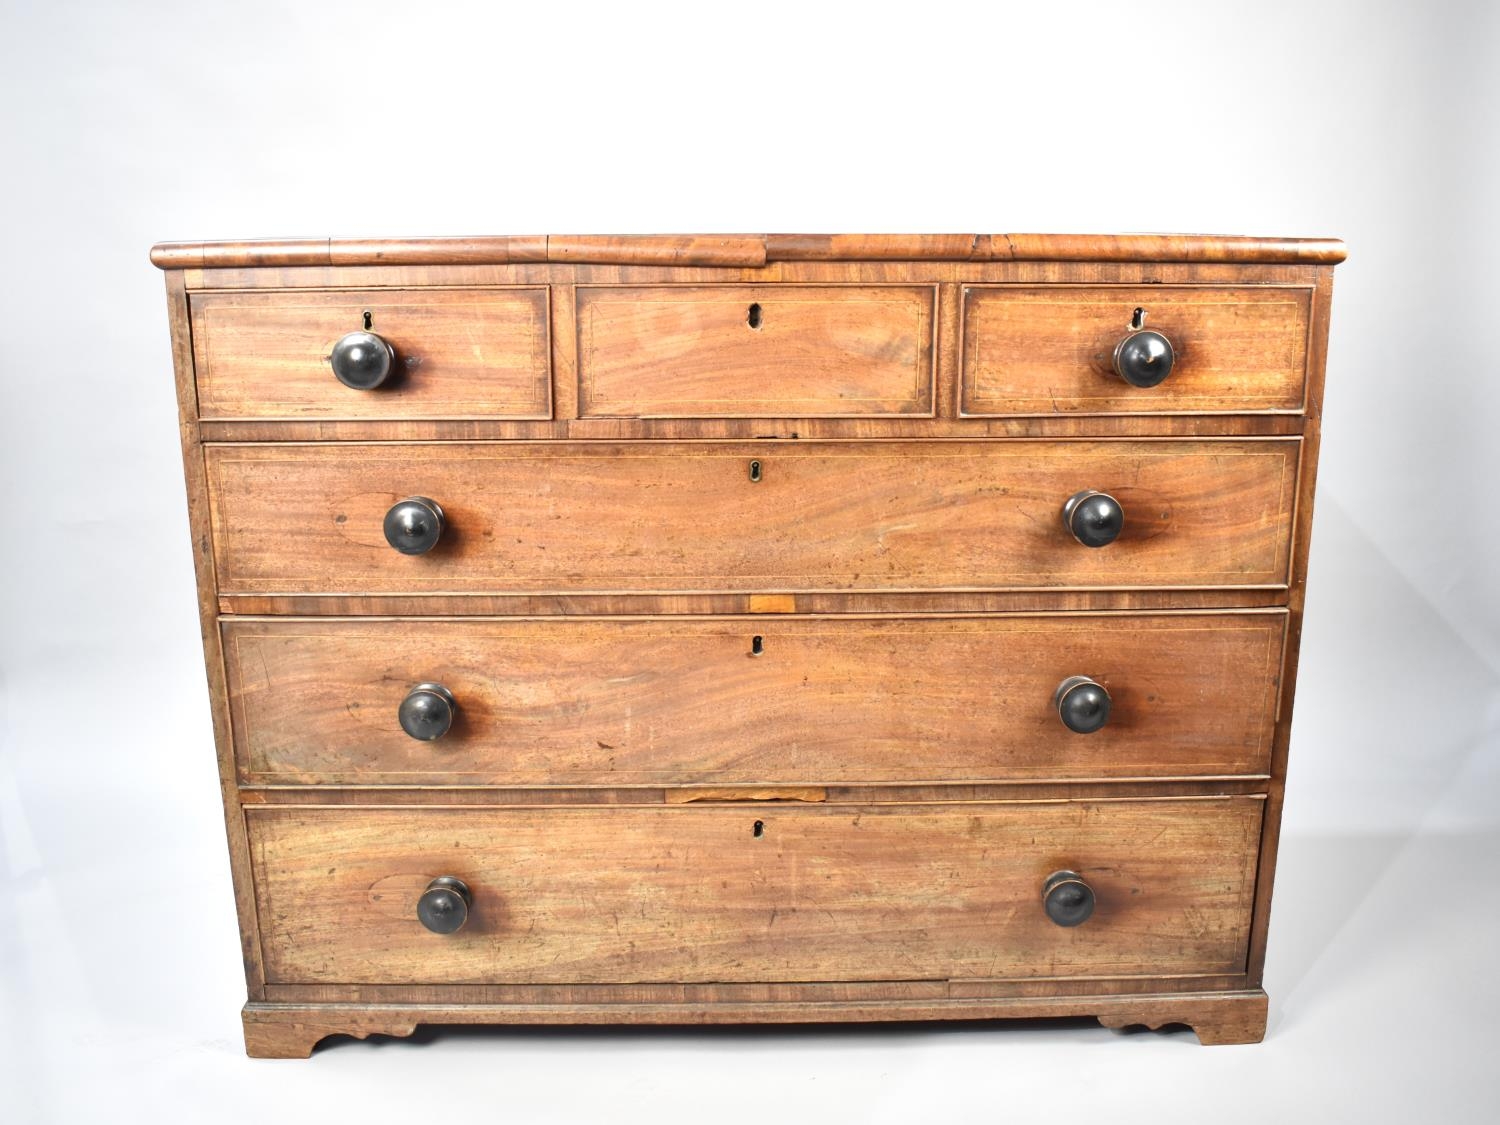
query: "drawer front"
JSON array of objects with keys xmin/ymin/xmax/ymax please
[
  {"xmin": 189, "ymin": 288, "xmax": 551, "ymax": 420},
  {"xmin": 576, "ymin": 285, "xmax": 935, "ymax": 417},
  {"xmin": 205, "ymin": 440, "xmax": 1298, "ymax": 595},
  {"xmin": 225, "ymin": 613, "xmax": 1286, "ymax": 785},
  {"xmin": 248, "ymin": 799, "xmax": 1262, "ymax": 985},
  {"xmin": 961, "ymin": 286, "xmax": 1312, "ymax": 415}
]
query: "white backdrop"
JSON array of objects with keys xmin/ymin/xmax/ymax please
[{"xmin": 1, "ymin": 1, "xmax": 1497, "ymax": 1121}]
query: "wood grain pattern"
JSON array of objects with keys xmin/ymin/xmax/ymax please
[
  {"xmin": 197, "ymin": 413, "xmax": 1309, "ymax": 445},
  {"xmin": 259, "ymin": 975, "xmax": 1256, "ymax": 1005},
  {"xmin": 204, "ymin": 439, "xmax": 1299, "ymax": 596},
  {"xmin": 152, "ymin": 234, "xmax": 770, "ymax": 271},
  {"xmin": 212, "ymin": 588, "xmax": 1294, "ymax": 618},
  {"xmin": 153, "ymin": 236, "xmax": 550, "ymax": 270},
  {"xmin": 189, "ymin": 288, "xmax": 551, "ymax": 421},
  {"xmin": 576, "ymin": 285, "xmax": 936, "ymax": 417},
  {"xmin": 961, "ymin": 286, "xmax": 1312, "ymax": 415},
  {"xmin": 178, "ymin": 259, "xmax": 1326, "ymax": 309},
  {"xmin": 223, "ymin": 612, "xmax": 1286, "ymax": 785},
  {"xmin": 247, "ymin": 799, "xmax": 1262, "ymax": 985},
  {"xmin": 180, "ymin": 259, "xmax": 1325, "ymax": 295},
  {"xmin": 240, "ymin": 779, "xmax": 1272, "ymax": 806},
  {"xmin": 150, "ymin": 233, "xmax": 1346, "ymax": 270},
  {"xmin": 766, "ymin": 232, "xmax": 1345, "ymax": 265},
  {"xmin": 549, "ymin": 235, "xmax": 766, "ymax": 267}
]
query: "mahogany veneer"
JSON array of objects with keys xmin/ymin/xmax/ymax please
[
  {"xmin": 223, "ymin": 613, "xmax": 1287, "ymax": 786},
  {"xmin": 204, "ymin": 439, "xmax": 1299, "ymax": 595},
  {"xmin": 248, "ymin": 800, "xmax": 1263, "ymax": 985},
  {"xmin": 155, "ymin": 232, "xmax": 1341, "ymax": 1056}
]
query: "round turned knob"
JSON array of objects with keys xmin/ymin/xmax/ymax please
[
  {"xmin": 1112, "ymin": 327, "xmax": 1175, "ymax": 388},
  {"xmin": 329, "ymin": 330, "xmax": 396, "ymax": 390},
  {"xmin": 1054, "ymin": 675, "xmax": 1112, "ymax": 734},
  {"xmin": 417, "ymin": 876, "xmax": 472, "ymax": 935},
  {"xmin": 399, "ymin": 682, "xmax": 456, "ymax": 741},
  {"xmin": 1042, "ymin": 870, "xmax": 1095, "ymax": 927},
  {"xmin": 1062, "ymin": 489, "xmax": 1124, "ymax": 548},
  {"xmin": 384, "ymin": 496, "xmax": 444, "ymax": 555}
]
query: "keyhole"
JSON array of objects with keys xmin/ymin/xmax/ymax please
[
  {"xmin": 363, "ymin": 310, "xmax": 374, "ymax": 330},
  {"xmin": 749, "ymin": 460, "xmax": 762, "ymax": 483},
  {"xmin": 752, "ymin": 820, "xmax": 765, "ymax": 838},
  {"xmin": 751, "ymin": 635, "xmax": 764, "ymax": 656},
  {"xmin": 747, "ymin": 303, "xmax": 763, "ymax": 330},
  {"xmin": 1130, "ymin": 307, "xmax": 1146, "ymax": 330}
]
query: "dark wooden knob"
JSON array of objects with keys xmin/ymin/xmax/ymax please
[
  {"xmin": 1042, "ymin": 870, "xmax": 1095, "ymax": 927},
  {"xmin": 1063, "ymin": 489, "xmax": 1123, "ymax": 548},
  {"xmin": 329, "ymin": 330, "xmax": 395, "ymax": 390},
  {"xmin": 1054, "ymin": 675, "xmax": 1111, "ymax": 734},
  {"xmin": 1112, "ymin": 327, "xmax": 1175, "ymax": 388},
  {"xmin": 399, "ymin": 683, "xmax": 456, "ymax": 741},
  {"xmin": 417, "ymin": 876, "xmax": 471, "ymax": 934},
  {"xmin": 384, "ymin": 496, "xmax": 444, "ymax": 555}
]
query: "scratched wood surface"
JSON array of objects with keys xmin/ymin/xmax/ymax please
[
  {"xmin": 576, "ymin": 285, "xmax": 935, "ymax": 417},
  {"xmin": 224, "ymin": 612, "xmax": 1286, "ymax": 785},
  {"xmin": 248, "ymin": 798, "xmax": 1263, "ymax": 985},
  {"xmin": 205, "ymin": 439, "xmax": 1299, "ymax": 596},
  {"xmin": 154, "ymin": 235, "xmax": 1341, "ymax": 1052},
  {"xmin": 189, "ymin": 288, "xmax": 551, "ymax": 420},
  {"xmin": 961, "ymin": 286, "xmax": 1312, "ymax": 415}
]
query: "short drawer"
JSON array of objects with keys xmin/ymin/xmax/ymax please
[
  {"xmin": 224, "ymin": 612, "xmax": 1286, "ymax": 785},
  {"xmin": 576, "ymin": 285, "xmax": 935, "ymax": 417},
  {"xmin": 189, "ymin": 288, "xmax": 551, "ymax": 420},
  {"xmin": 205, "ymin": 439, "xmax": 1298, "ymax": 596},
  {"xmin": 960, "ymin": 286, "xmax": 1312, "ymax": 415},
  {"xmin": 248, "ymin": 799, "xmax": 1262, "ymax": 985}
]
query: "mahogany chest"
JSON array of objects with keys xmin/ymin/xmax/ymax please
[{"xmin": 153, "ymin": 233, "xmax": 1342, "ymax": 1056}]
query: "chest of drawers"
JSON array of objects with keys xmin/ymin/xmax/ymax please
[{"xmin": 153, "ymin": 232, "xmax": 1342, "ymax": 1056}]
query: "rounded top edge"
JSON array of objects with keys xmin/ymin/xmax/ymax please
[{"xmin": 150, "ymin": 233, "xmax": 1346, "ymax": 270}]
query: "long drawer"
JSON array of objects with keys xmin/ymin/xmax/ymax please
[
  {"xmin": 248, "ymin": 799, "xmax": 1263, "ymax": 985},
  {"xmin": 205, "ymin": 439, "xmax": 1299, "ymax": 596},
  {"xmin": 224, "ymin": 612, "xmax": 1286, "ymax": 785}
]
